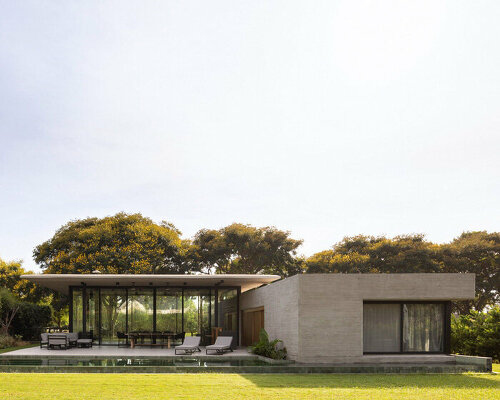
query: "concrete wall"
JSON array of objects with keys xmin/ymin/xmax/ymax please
[
  {"xmin": 240, "ymin": 275, "xmax": 300, "ymax": 359},
  {"xmin": 241, "ymin": 273, "xmax": 475, "ymax": 364}
]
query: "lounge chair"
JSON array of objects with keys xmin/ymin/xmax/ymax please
[
  {"xmin": 205, "ymin": 336, "xmax": 233, "ymax": 355},
  {"xmin": 48, "ymin": 334, "xmax": 69, "ymax": 350},
  {"xmin": 40, "ymin": 333, "xmax": 48, "ymax": 348},
  {"xmin": 174, "ymin": 336, "xmax": 201, "ymax": 355}
]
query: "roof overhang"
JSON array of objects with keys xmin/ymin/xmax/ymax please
[{"xmin": 21, "ymin": 274, "xmax": 281, "ymax": 295}]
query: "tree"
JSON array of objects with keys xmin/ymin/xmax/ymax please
[
  {"xmin": 189, "ymin": 223, "xmax": 304, "ymax": 277},
  {"xmin": 451, "ymin": 307, "xmax": 500, "ymax": 362},
  {"xmin": 306, "ymin": 234, "xmax": 441, "ymax": 274},
  {"xmin": 442, "ymin": 231, "xmax": 500, "ymax": 314},
  {"xmin": 0, "ymin": 289, "xmax": 20, "ymax": 336},
  {"xmin": 34, "ymin": 213, "xmax": 187, "ymax": 274},
  {"xmin": 0, "ymin": 258, "xmax": 45, "ymax": 303}
]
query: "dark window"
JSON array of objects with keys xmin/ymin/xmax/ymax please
[
  {"xmin": 363, "ymin": 303, "xmax": 401, "ymax": 352},
  {"xmin": 363, "ymin": 302, "xmax": 447, "ymax": 353}
]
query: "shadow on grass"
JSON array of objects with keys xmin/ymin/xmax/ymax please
[{"xmin": 240, "ymin": 373, "xmax": 500, "ymax": 389}]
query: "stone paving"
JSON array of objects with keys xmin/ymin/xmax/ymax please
[{"xmin": 0, "ymin": 345, "xmax": 252, "ymax": 358}]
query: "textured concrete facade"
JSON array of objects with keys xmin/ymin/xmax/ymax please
[
  {"xmin": 240, "ymin": 275, "xmax": 300, "ymax": 359},
  {"xmin": 240, "ymin": 273, "xmax": 475, "ymax": 363}
]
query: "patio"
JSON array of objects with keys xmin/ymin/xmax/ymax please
[{"xmin": 0, "ymin": 345, "xmax": 252, "ymax": 358}]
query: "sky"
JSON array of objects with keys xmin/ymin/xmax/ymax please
[{"xmin": 1, "ymin": 1, "xmax": 499, "ymax": 272}]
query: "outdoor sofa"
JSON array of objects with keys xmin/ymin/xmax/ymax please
[
  {"xmin": 205, "ymin": 336, "xmax": 233, "ymax": 355},
  {"xmin": 40, "ymin": 333, "xmax": 48, "ymax": 348},
  {"xmin": 47, "ymin": 334, "xmax": 69, "ymax": 350},
  {"xmin": 41, "ymin": 332, "xmax": 93, "ymax": 349},
  {"xmin": 174, "ymin": 336, "xmax": 201, "ymax": 355}
]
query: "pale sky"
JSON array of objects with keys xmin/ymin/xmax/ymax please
[{"xmin": 1, "ymin": 1, "xmax": 499, "ymax": 272}]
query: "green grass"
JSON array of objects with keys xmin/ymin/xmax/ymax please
[
  {"xmin": 0, "ymin": 344, "xmax": 37, "ymax": 354},
  {"xmin": 0, "ymin": 373, "xmax": 498, "ymax": 400},
  {"xmin": 494, "ymin": 363, "xmax": 500, "ymax": 373}
]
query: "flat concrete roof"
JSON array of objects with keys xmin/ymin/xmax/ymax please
[{"xmin": 22, "ymin": 274, "xmax": 281, "ymax": 294}]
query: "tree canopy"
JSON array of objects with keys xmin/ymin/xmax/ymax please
[
  {"xmin": 0, "ymin": 258, "xmax": 44, "ymax": 303},
  {"xmin": 189, "ymin": 223, "xmax": 304, "ymax": 276},
  {"xmin": 305, "ymin": 232, "xmax": 499, "ymax": 313},
  {"xmin": 34, "ymin": 213, "xmax": 187, "ymax": 274},
  {"xmin": 441, "ymin": 231, "xmax": 500, "ymax": 313},
  {"xmin": 306, "ymin": 234, "xmax": 441, "ymax": 273},
  {"xmin": 30, "ymin": 213, "xmax": 498, "ymax": 313}
]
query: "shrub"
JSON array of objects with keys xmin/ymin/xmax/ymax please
[
  {"xmin": 451, "ymin": 306, "xmax": 500, "ymax": 362},
  {"xmin": 0, "ymin": 288, "xmax": 52, "ymax": 341},
  {"xmin": 12, "ymin": 302, "xmax": 52, "ymax": 341},
  {"xmin": 250, "ymin": 328, "xmax": 287, "ymax": 360},
  {"xmin": 0, "ymin": 334, "xmax": 19, "ymax": 349}
]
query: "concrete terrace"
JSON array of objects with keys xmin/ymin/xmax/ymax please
[{"xmin": 0, "ymin": 345, "xmax": 252, "ymax": 358}]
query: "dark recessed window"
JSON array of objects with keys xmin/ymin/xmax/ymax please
[{"xmin": 363, "ymin": 302, "xmax": 446, "ymax": 353}]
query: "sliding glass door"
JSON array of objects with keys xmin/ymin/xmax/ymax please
[
  {"xmin": 363, "ymin": 302, "xmax": 447, "ymax": 353},
  {"xmin": 183, "ymin": 289, "xmax": 213, "ymax": 345},
  {"xmin": 363, "ymin": 303, "xmax": 401, "ymax": 352},
  {"xmin": 403, "ymin": 303, "xmax": 444, "ymax": 352},
  {"xmin": 156, "ymin": 288, "xmax": 182, "ymax": 333},
  {"xmin": 127, "ymin": 288, "xmax": 154, "ymax": 332},
  {"xmin": 100, "ymin": 289, "xmax": 126, "ymax": 344}
]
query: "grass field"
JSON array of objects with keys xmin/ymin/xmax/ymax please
[
  {"xmin": 0, "ymin": 344, "xmax": 37, "ymax": 354},
  {"xmin": 0, "ymin": 373, "xmax": 498, "ymax": 400}
]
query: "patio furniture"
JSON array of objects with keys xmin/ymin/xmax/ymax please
[
  {"xmin": 67, "ymin": 332, "xmax": 79, "ymax": 347},
  {"xmin": 174, "ymin": 336, "xmax": 201, "ymax": 355},
  {"xmin": 219, "ymin": 330, "xmax": 237, "ymax": 350},
  {"xmin": 205, "ymin": 336, "xmax": 233, "ymax": 355},
  {"xmin": 48, "ymin": 334, "xmax": 69, "ymax": 350},
  {"xmin": 76, "ymin": 338, "xmax": 93, "ymax": 348},
  {"xmin": 173, "ymin": 332, "xmax": 185, "ymax": 346},
  {"xmin": 40, "ymin": 333, "xmax": 48, "ymax": 348},
  {"xmin": 126, "ymin": 332, "xmax": 176, "ymax": 349},
  {"xmin": 117, "ymin": 331, "xmax": 128, "ymax": 348}
]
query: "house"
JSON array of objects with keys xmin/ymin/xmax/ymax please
[{"xmin": 23, "ymin": 272, "xmax": 474, "ymax": 363}]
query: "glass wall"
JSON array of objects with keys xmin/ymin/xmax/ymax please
[
  {"xmin": 183, "ymin": 289, "xmax": 213, "ymax": 345},
  {"xmin": 85, "ymin": 288, "xmax": 99, "ymax": 339},
  {"xmin": 363, "ymin": 302, "xmax": 446, "ymax": 353},
  {"xmin": 363, "ymin": 303, "xmax": 401, "ymax": 352},
  {"xmin": 217, "ymin": 289, "xmax": 238, "ymax": 346},
  {"xmin": 70, "ymin": 286, "xmax": 237, "ymax": 345},
  {"xmin": 100, "ymin": 289, "xmax": 126, "ymax": 344},
  {"xmin": 403, "ymin": 303, "xmax": 444, "ymax": 352},
  {"xmin": 128, "ymin": 288, "xmax": 154, "ymax": 332},
  {"xmin": 72, "ymin": 288, "xmax": 83, "ymax": 334},
  {"xmin": 156, "ymin": 288, "xmax": 182, "ymax": 333}
]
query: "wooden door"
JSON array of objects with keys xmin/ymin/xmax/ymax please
[{"xmin": 241, "ymin": 308, "xmax": 264, "ymax": 346}]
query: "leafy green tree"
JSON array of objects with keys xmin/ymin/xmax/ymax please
[
  {"xmin": 189, "ymin": 223, "xmax": 304, "ymax": 277},
  {"xmin": 0, "ymin": 289, "xmax": 20, "ymax": 336},
  {"xmin": 34, "ymin": 213, "xmax": 187, "ymax": 274},
  {"xmin": 442, "ymin": 231, "xmax": 500, "ymax": 313},
  {"xmin": 0, "ymin": 258, "xmax": 45, "ymax": 303},
  {"xmin": 306, "ymin": 234, "xmax": 441, "ymax": 274},
  {"xmin": 451, "ymin": 307, "xmax": 500, "ymax": 362}
]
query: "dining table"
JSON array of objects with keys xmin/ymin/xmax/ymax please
[{"xmin": 125, "ymin": 332, "xmax": 177, "ymax": 349}]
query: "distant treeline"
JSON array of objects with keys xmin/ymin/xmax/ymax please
[{"xmin": 2, "ymin": 212, "xmax": 499, "ymax": 316}]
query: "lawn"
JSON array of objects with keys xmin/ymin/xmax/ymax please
[
  {"xmin": 0, "ymin": 344, "xmax": 37, "ymax": 354},
  {"xmin": 0, "ymin": 373, "xmax": 498, "ymax": 400}
]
